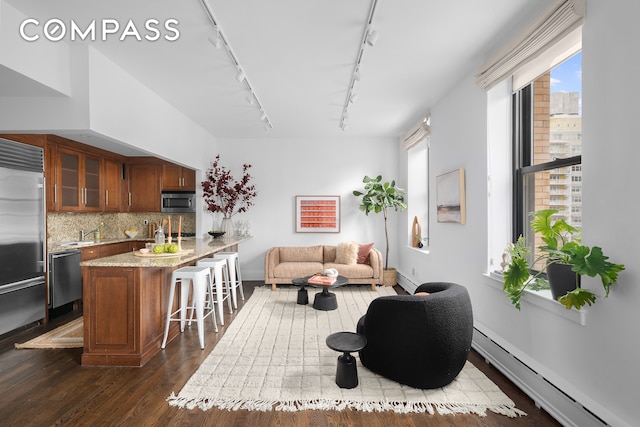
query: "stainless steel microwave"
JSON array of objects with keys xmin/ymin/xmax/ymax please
[{"xmin": 161, "ymin": 192, "xmax": 196, "ymax": 213}]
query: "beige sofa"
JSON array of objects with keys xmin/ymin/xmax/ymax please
[{"xmin": 264, "ymin": 245, "xmax": 383, "ymax": 291}]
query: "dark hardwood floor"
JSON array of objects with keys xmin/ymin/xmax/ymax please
[{"xmin": 0, "ymin": 282, "xmax": 561, "ymax": 427}]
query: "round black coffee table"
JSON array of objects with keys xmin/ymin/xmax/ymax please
[
  {"xmin": 326, "ymin": 332, "xmax": 367, "ymax": 389},
  {"xmin": 296, "ymin": 275, "xmax": 348, "ymax": 311}
]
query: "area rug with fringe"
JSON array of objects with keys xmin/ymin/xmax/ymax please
[
  {"xmin": 167, "ymin": 286, "xmax": 526, "ymax": 418},
  {"xmin": 15, "ymin": 317, "xmax": 83, "ymax": 349}
]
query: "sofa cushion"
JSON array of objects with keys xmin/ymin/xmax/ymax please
[
  {"xmin": 279, "ymin": 245, "xmax": 323, "ymax": 262},
  {"xmin": 324, "ymin": 262, "xmax": 374, "ymax": 279},
  {"xmin": 335, "ymin": 242, "xmax": 358, "ymax": 264},
  {"xmin": 273, "ymin": 262, "xmax": 323, "ymax": 278},
  {"xmin": 357, "ymin": 242, "xmax": 374, "ymax": 264},
  {"xmin": 323, "ymin": 246, "xmax": 337, "ymax": 263}
]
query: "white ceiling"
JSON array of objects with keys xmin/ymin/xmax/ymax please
[{"xmin": 6, "ymin": 0, "xmax": 553, "ymax": 144}]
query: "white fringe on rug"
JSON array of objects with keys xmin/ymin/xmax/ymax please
[
  {"xmin": 166, "ymin": 286, "xmax": 526, "ymax": 418},
  {"xmin": 167, "ymin": 394, "xmax": 526, "ymax": 417}
]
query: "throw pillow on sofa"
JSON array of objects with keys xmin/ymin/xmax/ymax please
[
  {"xmin": 335, "ymin": 242, "xmax": 359, "ymax": 264},
  {"xmin": 357, "ymin": 242, "xmax": 374, "ymax": 264}
]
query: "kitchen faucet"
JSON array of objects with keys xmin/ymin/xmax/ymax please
[{"xmin": 80, "ymin": 228, "xmax": 99, "ymax": 241}]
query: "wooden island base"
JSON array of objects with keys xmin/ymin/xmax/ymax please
[{"xmin": 80, "ymin": 238, "xmax": 247, "ymax": 367}]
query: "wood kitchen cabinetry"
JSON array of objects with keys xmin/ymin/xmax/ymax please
[
  {"xmin": 80, "ymin": 241, "xmax": 148, "ymax": 261},
  {"xmin": 127, "ymin": 162, "xmax": 161, "ymax": 212},
  {"xmin": 54, "ymin": 147, "xmax": 102, "ymax": 212},
  {"xmin": 162, "ymin": 164, "xmax": 195, "ymax": 191},
  {"xmin": 103, "ymin": 159, "xmax": 124, "ymax": 212}
]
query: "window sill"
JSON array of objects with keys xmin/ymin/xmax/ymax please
[
  {"xmin": 484, "ymin": 271, "xmax": 587, "ymax": 326},
  {"xmin": 407, "ymin": 245, "xmax": 430, "ymax": 255}
]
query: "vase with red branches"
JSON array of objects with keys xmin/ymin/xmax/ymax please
[{"xmin": 202, "ymin": 155, "xmax": 257, "ymax": 236}]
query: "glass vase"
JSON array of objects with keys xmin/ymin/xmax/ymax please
[{"xmin": 220, "ymin": 217, "xmax": 234, "ymax": 238}]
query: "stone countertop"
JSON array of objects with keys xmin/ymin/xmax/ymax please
[
  {"xmin": 49, "ymin": 237, "xmax": 156, "ymax": 253},
  {"xmin": 79, "ymin": 236, "xmax": 251, "ymax": 268}
]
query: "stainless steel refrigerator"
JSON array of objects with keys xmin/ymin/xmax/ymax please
[{"xmin": 0, "ymin": 137, "xmax": 46, "ymax": 336}]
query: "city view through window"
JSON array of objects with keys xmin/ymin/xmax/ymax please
[{"xmin": 525, "ymin": 51, "xmax": 582, "ymax": 267}]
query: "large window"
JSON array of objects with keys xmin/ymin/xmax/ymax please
[{"xmin": 512, "ymin": 52, "xmax": 582, "ymax": 268}]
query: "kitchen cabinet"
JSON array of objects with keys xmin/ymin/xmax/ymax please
[
  {"xmin": 103, "ymin": 159, "xmax": 124, "ymax": 212},
  {"xmin": 162, "ymin": 164, "xmax": 195, "ymax": 191},
  {"xmin": 80, "ymin": 241, "xmax": 147, "ymax": 261},
  {"xmin": 55, "ymin": 147, "xmax": 102, "ymax": 212},
  {"xmin": 127, "ymin": 163, "xmax": 161, "ymax": 212}
]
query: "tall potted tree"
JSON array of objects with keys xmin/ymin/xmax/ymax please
[{"xmin": 353, "ymin": 175, "xmax": 407, "ymax": 286}]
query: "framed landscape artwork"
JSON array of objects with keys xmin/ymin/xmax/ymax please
[
  {"xmin": 436, "ymin": 168, "xmax": 466, "ymax": 224},
  {"xmin": 295, "ymin": 196, "xmax": 340, "ymax": 233}
]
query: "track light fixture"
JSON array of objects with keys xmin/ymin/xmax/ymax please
[
  {"xmin": 339, "ymin": 0, "xmax": 379, "ymax": 131},
  {"xmin": 200, "ymin": 0, "xmax": 273, "ymax": 131},
  {"xmin": 366, "ymin": 29, "xmax": 379, "ymax": 46},
  {"xmin": 207, "ymin": 33, "xmax": 222, "ymax": 49}
]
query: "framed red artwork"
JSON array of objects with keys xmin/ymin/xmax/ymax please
[{"xmin": 295, "ymin": 195, "xmax": 340, "ymax": 233}]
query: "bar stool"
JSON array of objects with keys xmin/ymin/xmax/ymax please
[
  {"xmin": 161, "ymin": 266, "xmax": 217, "ymax": 350},
  {"xmin": 196, "ymin": 258, "xmax": 233, "ymax": 325},
  {"xmin": 213, "ymin": 252, "xmax": 245, "ymax": 309}
]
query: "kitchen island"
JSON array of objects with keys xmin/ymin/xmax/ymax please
[{"xmin": 80, "ymin": 236, "xmax": 250, "ymax": 367}]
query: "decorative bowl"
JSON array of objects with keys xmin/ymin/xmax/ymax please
[
  {"xmin": 138, "ymin": 248, "xmax": 150, "ymax": 254},
  {"xmin": 124, "ymin": 230, "xmax": 138, "ymax": 238},
  {"xmin": 208, "ymin": 230, "xmax": 226, "ymax": 238}
]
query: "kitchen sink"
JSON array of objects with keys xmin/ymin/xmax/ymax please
[{"xmin": 59, "ymin": 241, "xmax": 94, "ymax": 247}]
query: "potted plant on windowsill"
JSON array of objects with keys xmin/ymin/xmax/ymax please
[
  {"xmin": 353, "ymin": 175, "xmax": 407, "ymax": 287},
  {"xmin": 502, "ymin": 209, "xmax": 625, "ymax": 310}
]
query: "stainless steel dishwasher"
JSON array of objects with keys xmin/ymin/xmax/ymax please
[{"xmin": 49, "ymin": 250, "xmax": 82, "ymax": 308}]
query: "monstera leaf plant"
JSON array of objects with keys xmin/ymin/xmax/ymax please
[{"xmin": 503, "ymin": 209, "xmax": 625, "ymax": 310}]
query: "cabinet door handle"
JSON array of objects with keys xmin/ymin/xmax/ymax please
[
  {"xmin": 54, "ymin": 184, "xmax": 57, "ymax": 203},
  {"xmin": 128, "ymin": 192, "xmax": 132, "ymax": 206},
  {"xmin": 106, "ymin": 190, "xmax": 109, "ymax": 206}
]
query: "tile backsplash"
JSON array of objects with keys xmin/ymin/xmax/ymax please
[{"xmin": 47, "ymin": 212, "xmax": 196, "ymax": 247}]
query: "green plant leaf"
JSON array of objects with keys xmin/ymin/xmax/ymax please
[
  {"xmin": 503, "ymin": 257, "xmax": 530, "ymax": 293},
  {"xmin": 569, "ymin": 245, "xmax": 625, "ymax": 296},
  {"xmin": 557, "ymin": 288, "xmax": 597, "ymax": 310}
]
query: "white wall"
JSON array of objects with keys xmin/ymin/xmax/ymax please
[
  {"xmin": 214, "ymin": 137, "xmax": 399, "ymax": 280},
  {"xmin": 395, "ymin": 1, "xmax": 639, "ymax": 426}
]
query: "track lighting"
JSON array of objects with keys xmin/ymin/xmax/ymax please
[
  {"xmin": 200, "ymin": 0, "xmax": 272, "ymax": 130},
  {"xmin": 207, "ymin": 34, "xmax": 222, "ymax": 49},
  {"xmin": 339, "ymin": 0, "xmax": 378, "ymax": 130},
  {"xmin": 366, "ymin": 29, "xmax": 379, "ymax": 46}
]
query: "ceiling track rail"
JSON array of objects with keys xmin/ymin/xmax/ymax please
[
  {"xmin": 199, "ymin": 0, "xmax": 273, "ymax": 131},
  {"xmin": 340, "ymin": 0, "xmax": 379, "ymax": 131}
]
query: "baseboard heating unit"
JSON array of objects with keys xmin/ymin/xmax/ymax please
[
  {"xmin": 396, "ymin": 271, "xmax": 609, "ymax": 427},
  {"xmin": 472, "ymin": 328, "xmax": 608, "ymax": 427}
]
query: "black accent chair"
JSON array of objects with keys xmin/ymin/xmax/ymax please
[{"xmin": 356, "ymin": 282, "xmax": 473, "ymax": 389}]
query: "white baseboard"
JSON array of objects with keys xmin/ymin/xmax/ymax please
[
  {"xmin": 382, "ymin": 271, "xmax": 610, "ymax": 426},
  {"xmin": 396, "ymin": 271, "xmax": 418, "ymax": 293},
  {"xmin": 472, "ymin": 328, "xmax": 608, "ymax": 427}
]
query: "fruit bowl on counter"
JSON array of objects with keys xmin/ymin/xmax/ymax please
[
  {"xmin": 124, "ymin": 229, "xmax": 138, "ymax": 238},
  {"xmin": 208, "ymin": 230, "xmax": 226, "ymax": 238}
]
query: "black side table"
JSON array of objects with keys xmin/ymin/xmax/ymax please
[
  {"xmin": 291, "ymin": 277, "xmax": 309, "ymax": 305},
  {"xmin": 326, "ymin": 332, "xmax": 367, "ymax": 389}
]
